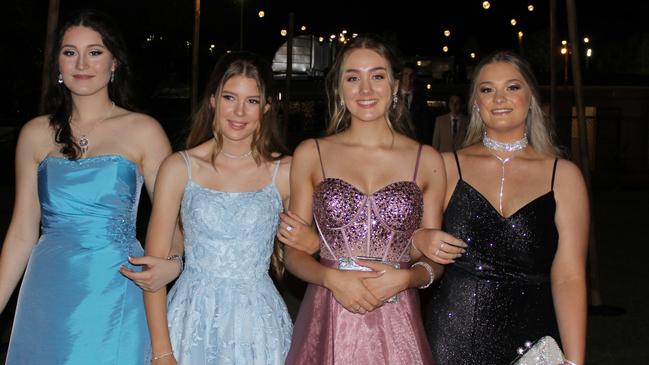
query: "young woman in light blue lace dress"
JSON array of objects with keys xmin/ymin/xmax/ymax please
[{"xmin": 143, "ymin": 52, "xmax": 294, "ymax": 365}]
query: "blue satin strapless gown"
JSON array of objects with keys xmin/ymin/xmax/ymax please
[{"xmin": 6, "ymin": 155, "xmax": 149, "ymax": 365}]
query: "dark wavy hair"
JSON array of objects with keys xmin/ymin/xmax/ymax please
[
  {"xmin": 42, "ymin": 9, "xmax": 135, "ymax": 160},
  {"xmin": 325, "ymin": 34, "xmax": 413, "ymax": 137},
  {"xmin": 185, "ymin": 51, "xmax": 288, "ymax": 278}
]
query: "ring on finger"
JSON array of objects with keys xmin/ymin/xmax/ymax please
[
  {"xmin": 286, "ymin": 225, "xmax": 294, "ymax": 232},
  {"xmin": 440, "ymin": 242, "xmax": 446, "ymax": 251},
  {"xmin": 435, "ymin": 248, "xmax": 440, "ymax": 257}
]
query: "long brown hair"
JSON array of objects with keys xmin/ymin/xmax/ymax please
[
  {"xmin": 185, "ymin": 51, "xmax": 287, "ymax": 278},
  {"xmin": 325, "ymin": 34, "xmax": 413, "ymax": 137},
  {"xmin": 463, "ymin": 51, "xmax": 561, "ymax": 157},
  {"xmin": 43, "ymin": 10, "xmax": 135, "ymax": 160}
]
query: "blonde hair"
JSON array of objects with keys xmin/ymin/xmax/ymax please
[
  {"xmin": 463, "ymin": 51, "xmax": 561, "ymax": 157},
  {"xmin": 325, "ymin": 34, "xmax": 413, "ymax": 137}
]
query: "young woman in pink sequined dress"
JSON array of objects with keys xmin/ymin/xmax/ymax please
[{"xmin": 282, "ymin": 34, "xmax": 447, "ymax": 365}]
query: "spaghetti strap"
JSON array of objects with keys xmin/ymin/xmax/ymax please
[
  {"xmin": 179, "ymin": 151, "xmax": 192, "ymax": 180},
  {"xmin": 271, "ymin": 160, "xmax": 281, "ymax": 184},
  {"xmin": 550, "ymin": 158, "xmax": 559, "ymax": 190},
  {"xmin": 412, "ymin": 144, "xmax": 424, "ymax": 181},
  {"xmin": 314, "ymin": 139, "xmax": 326, "ymax": 179},
  {"xmin": 453, "ymin": 150, "xmax": 463, "ymax": 180}
]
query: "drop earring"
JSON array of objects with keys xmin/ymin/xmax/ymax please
[
  {"xmin": 392, "ymin": 93, "xmax": 398, "ymax": 109},
  {"xmin": 58, "ymin": 73, "xmax": 63, "ymax": 84},
  {"xmin": 473, "ymin": 104, "xmax": 480, "ymax": 113},
  {"xmin": 110, "ymin": 70, "xmax": 115, "ymax": 83}
]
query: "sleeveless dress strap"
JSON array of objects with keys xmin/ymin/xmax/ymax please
[
  {"xmin": 314, "ymin": 139, "xmax": 326, "ymax": 179},
  {"xmin": 271, "ymin": 160, "xmax": 281, "ymax": 184},
  {"xmin": 179, "ymin": 151, "xmax": 192, "ymax": 180},
  {"xmin": 453, "ymin": 150, "xmax": 463, "ymax": 180},
  {"xmin": 412, "ymin": 144, "xmax": 424, "ymax": 181},
  {"xmin": 551, "ymin": 158, "xmax": 559, "ymax": 190}
]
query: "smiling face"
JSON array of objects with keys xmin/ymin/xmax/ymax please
[
  {"xmin": 210, "ymin": 75, "xmax": 269, "ymax": 143},
  {"xmin": 340, "ymin": 48, "xmax": 395, "ymax": 125},
  {"xmin": 475, "ymin": 61, "xmax": 531, "ymax": 138},
  {"xmin": 58, "ymin": 25, "xmax": 116, "ymax": 97}
]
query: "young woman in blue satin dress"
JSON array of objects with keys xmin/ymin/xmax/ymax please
[
  {"xmin": 143, "ymin": 52, "xmax": 295, "ymax": 364},
  {"xmin": 0, "ymin": 10, "xmax": 176, "ymax": 364}
]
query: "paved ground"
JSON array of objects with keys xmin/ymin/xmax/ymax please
[{"xmin": 1, "ymin": 181, "xmax": 648, "ymax": 363}]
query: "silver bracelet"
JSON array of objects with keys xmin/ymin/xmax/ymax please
[
  {"xmin": 152, "ymin": 350, "xmax": 173, "ymax": 361},
  {"xmin": 411, "ymin": 261, "xmax": 434, "ymax": 289},
  {"xmin": 167, "ymin": 255, "xmax": 183, "ymax": 273}
]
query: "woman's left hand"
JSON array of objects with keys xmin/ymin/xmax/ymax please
[
  {"xmin": 276, "ymin": 210, "xmax": 320, "ymax": 255},
  {"xmin": 359, "ymin": 260, "xmax": 410, "ymax": 303}
]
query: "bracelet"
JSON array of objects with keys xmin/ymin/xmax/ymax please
[
  {"xmin": 167, "ymin": 255, "xmax": 183, "ymax": 273},
  {"xmin": 152, "ymin": 350, "xmax": 174, "ymax": 360},
  {"xmin": 564, "ymin": 360, "xmax": 578, "ymax": 365},
  {"xmin": 411, "ymin": 261, "xmax": 434, "ymax": 289}
]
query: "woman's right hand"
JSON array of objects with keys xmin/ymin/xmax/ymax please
[
  {"xmin": 323, "ymin": 268, "xmax": 384, "ymax": 314},
  {"xmin": 412, "ymin": 228, "xmax": 467, "ymax": 264},
  {"xmin": 120, "ymin": 256, "xmax": 182, "ymax": 292}
]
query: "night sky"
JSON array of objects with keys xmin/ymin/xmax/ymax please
[{"xmin": 1, "ymin": 0, "xmax": 648, "ymax": 122}]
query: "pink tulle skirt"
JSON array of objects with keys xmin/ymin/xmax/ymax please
[{"xmin": 285, "ymin": 260, "xmax": 434, "ymax": 365}]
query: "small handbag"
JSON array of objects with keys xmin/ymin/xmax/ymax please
[
  {"xmin": 338, "ymin": 256, "xmax": 400, "ymax": 303},
  {"xmin": 510, "ymin": 336, "xmax": 565, "ymax": 365}
]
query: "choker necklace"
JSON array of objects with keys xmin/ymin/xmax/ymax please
[
  {"xmin": 72, "ymin": 101, "xmax": 115, "ymax": 155},
  {"xmin": 482, "ymin": 131, "xmax": 528, "ymax": 152},
  {"xmin": 220, "ymin": 150, "xmax": 252, "ymax": 160}
]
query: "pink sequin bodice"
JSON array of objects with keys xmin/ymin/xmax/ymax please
[{"xmin": 313, "ymin": 177, "xmax": 423, "ymax": 262}]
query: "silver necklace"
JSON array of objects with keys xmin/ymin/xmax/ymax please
[
  {"xmin": 482, "ymin": 131, "xmax": 528, "ymax": 152},
  {"xmin": 220, "ymin": 150, "xmax": 252, "ymax": 160},
  {"xmin": 72, "ymin": 102, "xmax": 115, "ymax": 155},
  {"xmin": 492, "ymin": 154, "xmax": 514, "ymax": 215}
]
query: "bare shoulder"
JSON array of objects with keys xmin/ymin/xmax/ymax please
[
  {"xmin": 554, "ymin": 158, "xmax": 587, "ymax": 190},
  {"xmin": 158, "ymin": 152, "xmax": 189, "ymax": 179},
  {"xmin": 120, "ymin": 111, "xmax": 166, "ymax": 136},
  {"xmin": 18, "ymin": 116, "xmax": 57, "ymax": 161},
  {"xmin": 19, "ymin": 115, "xmax": 52, "ymax": 140},
  {"xmin": 417, "ymin": 144, "xmax": 444, "ymax": 172},
  {"xmin": 292, "ymin": 138, "xmax": 319, "ymax": 163}
]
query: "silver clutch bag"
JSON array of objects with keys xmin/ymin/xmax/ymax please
[
  {"xmin": 510, "ymin": 336, "xmax": 565, "ymax": 365},
  {"xmin": 337, "ymin": 256, "xmax": 400, "ymax": 303}
]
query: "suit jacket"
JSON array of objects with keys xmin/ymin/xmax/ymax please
[
  {"xmin": 403, "ymin": 88, "xmax": 432, "ymax": 144},
  {"xmin": 432, "ymin": 113, "xmax": 468, "ymax": 152}
]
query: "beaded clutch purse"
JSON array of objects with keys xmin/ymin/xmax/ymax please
[
  {"xmin": 338, "ymin": 256, "xmax": 400, "ymax": 303},
  {"xmin": 510, "ymin": 336, "xmax": 565, "ymax": 365}
]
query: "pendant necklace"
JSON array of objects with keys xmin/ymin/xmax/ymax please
[
  {"xmin": 220, "ymin": 150, "xmax": 252, "ymax": 160},
  {"xmin": 482, "ymin": 132, "xmax": 528, "ymax": 215},
  {"xmin": 72, "ymin": 101, "xmax": 115, "ymax": 155}
]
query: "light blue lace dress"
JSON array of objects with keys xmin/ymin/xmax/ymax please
[{"xmin": 165, "ymin": 151, "xmax": 292, "ymax": 364}]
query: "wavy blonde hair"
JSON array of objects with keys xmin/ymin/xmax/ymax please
[
  {"xmin": 463, "ymin": 51, "xmax": 561, "ymax": 157},
  {"xmin": 325, "ymin": 34, "xmax": 413, "ymax": 137}
]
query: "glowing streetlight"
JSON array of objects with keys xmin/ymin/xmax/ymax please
[
  {"xmin": 528, "ymin": 4, "xmax": 534, "ymax": 11},
  {"xmin": 443, "ymin": 45, "xmax": 449, "ymax": 53},
  {"xmin": 483, "ymin": 1, "xmax": 491, "ymax": 10},
  {"xmin": 416, "ymin": 60, "xmax": 422, "ymax": 66},
  {"xmin": 444, "ymin": 29, "xmax": 451, "ymax": 37},
  {"xmin": 280, "ymin": 29, "xmax": 287, "ymax": 37},
  {"xmin": 583, "ymin": 37, "xmax": 590, "ymax": 43},
  {"xmin": 300, "ymin": 26, "xmax": 306, "ymax": 31},
  {"xmin": 470, "ymin": 52, "xmax": 476, "ymax": 59},
  {"xmin": 258, "ymin": 10, "xmax": 264, "ymax": 18},
  {"xmin": 426, "ymin": 84, "xmax": 432, "ymax": 90},
  {"xmin": 511, "ymin": 19, "xmax": 517, "ymax": 26},
  {"xmin": 318, "ymin": 36, "xmax": 324, "ymax": 42},
  {"xmin": 561, "ymin": 40, "xmax": 567, "ymax": 46},
  {"xmin": 586, "ymin": 48, "xmax": 592, "ymax": 57}
]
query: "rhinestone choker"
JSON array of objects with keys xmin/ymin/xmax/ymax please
[{"xmin": 482, "ymin": 132, "xmax": 528, "ymax": 152}]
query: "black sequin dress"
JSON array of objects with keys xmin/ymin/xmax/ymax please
[{"xmin": 425, "ymin": 153, "xmax": 560, "ymax": 365}]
